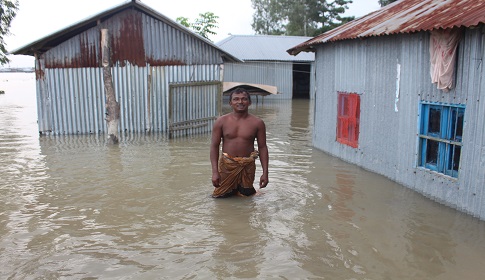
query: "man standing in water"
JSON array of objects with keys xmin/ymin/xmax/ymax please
[{"xmin": 210, "ymin": 87, "xmax": 269, "ymax": 197}]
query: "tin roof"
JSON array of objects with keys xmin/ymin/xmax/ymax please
[
  {"xmin": 11, "ymin": 0, "xmax": 240, "ymax": 62},
  {"xmin": 218, "ymin": 35, "xmax": 314, "ymax": 62},
  {"xmin": 288, "ymin": 0, "xmax": 485, "ymax": 55}
]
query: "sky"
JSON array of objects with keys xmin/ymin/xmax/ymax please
[{"xmin": 5, "ymin": 0, "xmax": 381, "ymax": 67}]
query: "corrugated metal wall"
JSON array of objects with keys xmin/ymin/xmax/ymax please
[
  {"xmin": 41, "ymin": 10, "xmax": 225, "ymax": 68},
  {"xmin": 312, "ymin": 26, "xmax": 485, "ymax": 219},
  {"xmin": 37, "ymin": 64, "xmax": 222, "ymax": 135},
  {"xmin": 141, "ymin": 13, "xmax": 225, "ymax": 66},
  {"xmin": 223, "ymin": 61, "xmax": 315, "ymax": 100}
]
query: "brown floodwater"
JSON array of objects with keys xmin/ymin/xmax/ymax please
[{"xmin": 1, "ymin": 73, "xmax": 485, "ymax": 279}]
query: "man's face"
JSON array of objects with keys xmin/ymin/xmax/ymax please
[{"xmin": 229, "ymin": 92, "xmax": 251, "ymax": 112}]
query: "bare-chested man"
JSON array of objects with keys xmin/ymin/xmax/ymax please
[{"xmin": 210, "ymin": 87, "xmax": 269, "ymax": 198}]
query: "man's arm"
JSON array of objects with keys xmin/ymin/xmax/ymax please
[
  {"xmin": 257, "ymin": 119, "xmax": 269, "ymax": 188},
  {"xmin": 210, "ymin": 117, "xmax": 223, "ymax": 187}
]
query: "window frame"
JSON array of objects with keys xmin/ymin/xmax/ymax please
[
  {"xmin": 336, "ymin": 92, "xmax": 360, "ymax": 148},
  {"xmin": 418, "ymin": 101, "xmax": 465, "ymax": 178}
]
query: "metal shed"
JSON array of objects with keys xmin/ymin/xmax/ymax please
[
  {"xmin": 288, "ymin": 0, "xmax": 485, "ymax": 220},
  {"xmin": 217, "ymin": 35, "xmax": 315, "ymax": 100},
  {"xmin": 11, "ymin": 0, "xmax": 240, "ymax": 137}
]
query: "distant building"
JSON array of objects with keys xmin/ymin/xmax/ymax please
[
  {"xmin": 288, "ymin": 0, "xmax": 485, "ymax": 220},
  {"xmin": 218, "ymin": 35, "xmax": 315, "ymax": 100},
  {"xmin": 11, "ymin": 0, "xmax": 239, "ymax": 137},
  {"xmin": 0, "ymin": 67, "xmax": 34, "ymax": 73}
]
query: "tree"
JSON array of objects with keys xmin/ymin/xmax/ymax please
[
  {"xmin": 378, "ymin": 0, "xmax": 398, "ymax": 6},
  {"xmin": 0, "ymin": 0, "xmax": 19, "ymax": 65},
  {"xmin": 176, "ymin": 12, "xmax": 219, "ymax": 40},
  {"xmin": 251, "ymin": 0, "xmax": 354, "ymax": 37},
  {"xmin": 251, "ymin": 0, "xmax": 286, "ymax": 35}
]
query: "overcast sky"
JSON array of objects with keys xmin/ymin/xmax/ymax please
[{"xmin": 5, "ymin": 0, "xmax": 381, "ymax": 67}]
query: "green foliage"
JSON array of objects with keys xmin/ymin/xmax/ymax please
[
  {"xmin": 378, "ymin": 0, "xmax": 398, "ymax": 6},
  {"xmin": 176, "ymin": 12, "xmax": 219, "ymax": 40},
  {"xmin": 251, "ymin": 0, "xmax": 354, "ymax": 37},
  {"xmin": 192, "ymin": 12, "xmax": 218, "ymax": 39},
  {"xmin": 0, "ymin": 0, "xmax": 19, "ymax": 65},
  {"xmin": 176, "ymin": 16, "xmax": 190, "ymax": 28}
]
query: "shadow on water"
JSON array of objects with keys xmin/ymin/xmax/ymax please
[{"xmin": 2, "ymin": 74, "xmax": 485, "ymax": 279}]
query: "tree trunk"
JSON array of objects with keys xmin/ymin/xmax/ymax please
[{"xmin": 101, "ymin": 29, "xmax": 120, "ymax": 144}]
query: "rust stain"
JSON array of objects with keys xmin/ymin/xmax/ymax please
[
  {"xmin": 147, "ymin": 58, "xmax": 186, "ymax": 66},
  {"xmin": 111, "ymin": 12, "xmax": 146, "ymax": 67},
  {"xmin": 45, "ymin": 32, "xmax": 100, "ymax": 68},
  {"xmin": 35, "ymin": 69, "xmax": 44, "ymax": 80},
  {"xmin": 45, "ymin": 10, "xmax": 147, "ymax": 68},
  {"xmin": 35, "ymin": 56, "xmax": 44, "ymax": 80},
  {"xmin": 79, "ymin": 33, "xmax": 99, "ymax": 67}
]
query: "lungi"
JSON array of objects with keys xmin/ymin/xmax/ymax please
[{"xmin": 212, "ymin": 151, "xmax": 259, "ymax": 198}]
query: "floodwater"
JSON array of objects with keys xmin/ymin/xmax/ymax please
[{"xmin": 1, "ymin": 73, "xmax": 485, "ymax": 280}]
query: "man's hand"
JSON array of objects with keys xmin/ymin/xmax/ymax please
[
  {"xmin": 259, "ymin": 174, "xmax": 268, "ymax": 188},
  {"xmin": 212, "ymin": 173, "xmax": 221, "ymax": 188}
]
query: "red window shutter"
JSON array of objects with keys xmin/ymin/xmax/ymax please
[{"xmin": 337, "ymin": 92, "xmax": 360, "ymax": 148}]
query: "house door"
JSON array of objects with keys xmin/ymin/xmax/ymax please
[
  {"xmin": 168, "ymin": 81, "xmax": 222, "ymax": 138},
  {"xmin": 292, "ymin": 63, "xmax": 311, "ymax": 99}
]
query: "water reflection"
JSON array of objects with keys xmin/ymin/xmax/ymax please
[
  {"xmin": 404, "ymin": 207, "xmax": 455, "ymax": 278},
  {"xmin": 2, "ymin": 73, "xmax": 485, "ymax": 279},
  {"xmin": 210, "ymin": 199, "xmax": 262, "ymax": 278},
  {"xmin": 333, "ymin": 168, "xmax": 356, "ymax": 221}
]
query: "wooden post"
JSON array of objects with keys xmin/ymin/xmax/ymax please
[
  {"xmin": 101, "ymin": 29, "xmax": 120, "ymax": 144},
  {"xmin": 146, "ymin": 67, "xmax": 152, "ymax": 133}
]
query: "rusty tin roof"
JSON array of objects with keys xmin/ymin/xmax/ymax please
[{"xmin": 288, "ymin": 0, "xmax": 485, "ymax": 55}]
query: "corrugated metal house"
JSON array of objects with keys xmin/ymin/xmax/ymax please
[
  {"xmin": 217, "ymin": 35, "xmax": 315, "ymax": 99},
  {"xmin": 288, "ymin": 0, "xmax": 485, "ymax": 220},
  {"xmin": 11, "ymin": 0, "xmax": 239, "ymax": 137}
]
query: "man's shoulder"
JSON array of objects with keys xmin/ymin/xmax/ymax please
[
  {"xmin": 216, "ymin": 113, "xmax": 231, "ymax": 120},
  {"xmin": 248, "ymin": 113, "xmax": 264, "ymax": 122},
  {"xmin": 214, "ymin": 113, "xmax": 232, "ymax": 125}
]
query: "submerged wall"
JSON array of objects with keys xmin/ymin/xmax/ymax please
[{"xmin": 36, "ymin": 64, "xmax": 222, "ymax": 136}]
